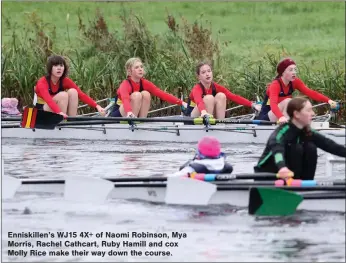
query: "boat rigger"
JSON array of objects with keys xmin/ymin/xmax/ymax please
[{"xmin": 2, "ymin": 109, "xmax": 345, "ymax": 144}]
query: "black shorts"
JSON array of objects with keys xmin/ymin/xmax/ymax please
[
  {"xmin": 35, "ymin": 103, "xmax": 44, "ymax": 110},
  {"xmin": 256, "ymin": 105, "xmax": 270, "ymax": 121},
  {"xmin": 183, "ymin": 104, "xmax": 194, "ymax": 116},
  {"xmin": 109, "ymin": 104, "xmax": 122, "ymax": 117}
]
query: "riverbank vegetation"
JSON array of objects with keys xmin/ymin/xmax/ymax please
[{"xmin": 2, "ymin": 2, "xmax": 344, "ymax": 118}]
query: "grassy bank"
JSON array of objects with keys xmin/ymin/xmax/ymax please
[{"xmin": 1, "ymin": 2, "xmax": 345, "ymax": 118}]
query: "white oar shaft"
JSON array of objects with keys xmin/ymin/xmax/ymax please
[
  {"xmin": 78, "ymin": 101, "xmax": 115, "ymax": 117},
  {"xmin": 78, "ymin": 98, "xmax": 109, "ymax": 109},
  {"xmin": 148, "ymin": 104, "xmax": 178, "ymax": 114},
  {"xmin": 313, "ymin": 102, "xmax": 328, "ymax": 108},
  {"xmin": 225, "ymin": 105, "xmax": 243, "ymax": 113}
]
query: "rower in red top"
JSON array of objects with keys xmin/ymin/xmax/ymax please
[
  {"xmin": 110, "ymin": 57, "xmax": 187, "ymax": 118},
  {"xmin": 34, "ymin": 55, "xmax": 105, "ymax": 118},
  {"xmin": 257, "ymin": 58, "xmax": 339, "ymax": 124},
  {"xmin": 184, "ymin": 61, "xmax": 261, "ymax": 119}
]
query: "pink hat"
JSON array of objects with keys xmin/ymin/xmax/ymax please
[{"xmin": 197, "ymin": 136, "xmax": 221, "ymax": 158}]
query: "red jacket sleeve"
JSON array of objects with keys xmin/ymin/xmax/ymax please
[
  {"xmin": 191, "ymin": 84, "xmax": 206, "ymax": 112},
  {"xmin": 268, "ymin": 81, "xmax": 285, "ymax": 119},
  {"xmin": 63, "ymin": 78, "xmax": 98, "ymax": 108},
  {"xmin": 293, "ymin": 78, "xmax": 330, "ymax": 103},
  {"xmin": 143, "ymin": 79, "xmax": 183, "ymax": 106},
  {"xmin": 117, "ymin": 80, "xmax": 133, "ymax": 113},
  {"xmin": 214, "ymin": 83, "xmax": 253, "ymax": 107},
  {"xmin": 35, "ymin": 77, "xmax": 98, "ymax": 114},
  {"xmin": 35, "ymin": 77, "xmax": 61, "ymax": 113}
]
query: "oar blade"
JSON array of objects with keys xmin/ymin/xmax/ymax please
[
  {"xmin": 2, "ymin": 176, "xmax": 22, "ymax": 199},
  {"xmin": 2, "ymin": 159, "xmax": 22, "ymax": 199},
  {"xmin": 64, "ymin": 176, "xmax": 114, "ymax": 203},
  {"xmin": 165, "ymin": 176, "xmax": 216, "ymax": 206},
  {"xmin": 248, "ymin": 187, "xmax": 303, "ymax": 216},
  {"xmin": 21, "ymin": 107, "xmax": 63, "ymax": 130}
]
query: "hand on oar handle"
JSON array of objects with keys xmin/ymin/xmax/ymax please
[
  {"xmin": 58, "ymin": 112, "xmax": 68, "ymax": 119},
  {"xmin": 251, "ymin": 103, "xmax": 262, "ymax": 112},
  {"xmin": 96, "ymin": 105, "xmax": 106, "ymax": 116},
  {"xmin": 278, "ymin": 116, "xmax": 288, "ymax": 124},
  {"xmin": 126, "ymin": 112, "xmax": 136, "ymax": 118},
  {"xmin": 201, "ymin": 110, "xmax": 213, "ymax": 118},
  {"xmin": 328, "ymin": 100, "xmax": 340, "ymax": 112},
  {"xmin": 182, "ymin": 101, "xmax": 188, "ymax": 109},
  {"xmin": 277, "ymin": 167, "xmax": 294, "ymax": 179}
]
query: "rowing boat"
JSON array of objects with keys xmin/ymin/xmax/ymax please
[
  {"xmin": 3, "ymin": 105, "xmax": 344, "ymax": 144},
  {"xmin": 4, "ymin": 175, "xmax": 345, "ymax": 214},
  {"xmin": 2, "ymin": 119, "xmax": 344, "ymax": 144}
]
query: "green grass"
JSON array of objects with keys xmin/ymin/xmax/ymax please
[
  {"xmin": 2, "ymin": 1, "xmax": 345, "ymax": 70},
  {"xmin": 1, "ymin": 1, "xmax": 345, "ymax": 120}
]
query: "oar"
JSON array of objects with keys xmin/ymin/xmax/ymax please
[
  {"xmin": 2, "ymin": 172, "xmax": 262, "ymax": 202},
  {"xmin": 165, "ymin": 176, "xmax": 217, "ymax": 205},
  {"xmin": 77, "ymin": 98, "xmax": 109, "ymax": 109},
  {"xmin": 64, "ymin": 116, "xmax": 277, "ymax": 125},
  {"xmin": 1, "ymin": 124, "xmax": 21, "ymax": 128},
  {"xmin": 164, "ymin": 178, "xmax": 344, "ymax": 206},
  {"xmin": 8, "ymin": 170, "xmax": 346, "ymax": 184},
  {"xmin": 148, "ymin": 105, "xmax": 178, "ymax": 114},
  {"xmin": 248, "ymin": 187, "xmax": 346, "ymax": 216},
  {"xmin": 19, "ymin": 172, "xmax": 292, "ymax": 183},
  {"xmin": 19, "ymin": 107, "xmax": 278, "ymax": 130},
  {"xmin": 64, "ymin": 175, "xmax": 114, "ymax": 203},
  {"xmin": 3, "ymin": 175, "xmax": 22, "ymax": 199},
  {"xmin": 5, "ymin": 177, "xmax": 346, "ymax": 187},
  {"xmin": 1, "ymin": 117, "xmax": 21, "ymax": 121},
  {"xmin": 4, "ymin": 173, "xmax": 345, "ymax": 205},
  {"xmin": 20, "ymin": 107, "xmax": 63, "ymax": 129},
  {"xmin": 225, "ymin": 105, "xmax": 243, "ymax": 113}
]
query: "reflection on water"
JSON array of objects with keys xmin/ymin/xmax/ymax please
[{"xmin": 2, "ymin": 138, "xmax": 345, "ymax": 262}]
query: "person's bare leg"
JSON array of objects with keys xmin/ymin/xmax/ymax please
[
  {"xmin": 138, "ymin": 91, "xmax": 151, "ymax": 117},
  {"xmin": 268, "ymin": 98, "xmax": 291, "ymax": 121},
  {"xmin": 214, "ymin": 92, "xmax": 227, "ymax": 119},
  {"xmin": 66, "ymin": 89, "xmax": 78, "ymax": 116},
  {"xmin": 203, "ymin": 95, "xmax": 215, "ymax": 115},
  {"xmin": 190, "ymin": 106, "xmax": 201, "ymax": 117},
  {"xmin": 119, "ymin": 92, "xmax": 142, "ymax": 117},
  {"xmin": 190, "ymin": 95, "xmax": 215, "ymax": 117},
  {"xmin": 43, "ymin": 91, "xmax": 68, "ymax": 113}
]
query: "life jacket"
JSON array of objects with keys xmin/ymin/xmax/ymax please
[
  {"xmin": 256, "ymin": 78, "xmax": 294, "ymax": 121},
  {"xmin": 188, "ymin": 82, "xmax": 217, "ymax": 108},
  {"xmin": 263, "ymin": 78, "xmax": 294, "ymax": 106},
  {"xmin": 179, "ymin": 153, "xmax": 233, "ymax": 174},
  {"xmin": 115, "ymin": 78, "xmax": 144, "ymax": 106},
  {"xmin": 33, "ymin": 76, "xmax": 64, "ymax": 106}
]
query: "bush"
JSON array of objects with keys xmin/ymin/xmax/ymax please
[{"xmin": 2, "ymin": 9, "xmax": 345, "ymax": 120}]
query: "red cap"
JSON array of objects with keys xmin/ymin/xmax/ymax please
[{"xmin": 277, "ymin": 58, "xmax": 296, "ymax": 76}]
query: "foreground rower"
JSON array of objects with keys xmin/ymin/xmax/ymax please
[
  {"xmin": 184, "ymin": 62, "xmax": 261, "ymax": 119},
  {"xmin": 257, "ymin": 58, "xmax": 339, "ymax": 124},
  {"xmin": 110, "ymin": 57, "xmax": 187, "ymax": 118},
  {"xmin": 254, "ymin": 97, "xmax": 345, "ymax": 180},
  {"xmin": 34, "ymin": 55, "xmax": 105, "ymax": 118},
  {"xmin": 173, "ymin": 136, "xmax": 233, "ymax": 176}
]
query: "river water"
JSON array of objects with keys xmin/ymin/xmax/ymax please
[{"xmin": 1, "ymin": 138, "xmax": 345, "ymax": 262}]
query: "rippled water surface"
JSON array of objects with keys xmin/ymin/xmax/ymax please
[{"xmin": 2, "ymin": 138, "xmax": 345, "ymax": 262}]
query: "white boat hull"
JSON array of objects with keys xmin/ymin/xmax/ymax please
[
  {"xmin": 14, "ymin": 183, "xmax": 345, "ymax": 213},
  {"xmin": 2, "ymin": 122, "xmax": 345, "ymax": 144}
]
